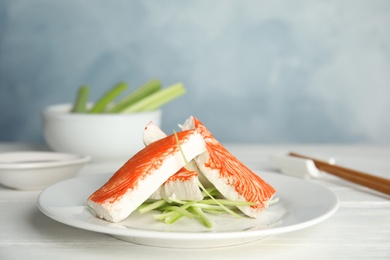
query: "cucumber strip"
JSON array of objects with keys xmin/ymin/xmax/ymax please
[
  {"xmin": 107, "ymin": 79, "xmax": 161, "ymax": 113},
  {"xmin": 198, "ymin": 181, "xmax": 242, "ymax": 219},
  {"xmin": 190, "ymin": 206, "xmax": 214, "ymax": 228},
  {"xmin": 152, "ymin": 200, "xmax": 197, "ymax": 224},
  {"xmin": 173, "ymin": 130, "xmax": 192, "ymax": 171},
  {"xmin": 120, "ymin": 83, "xmax": 186, "ymax": 113},
  {"xmin": 163, "ymin": 199, "xmax": 197, "ymax": 208},
  {"xmin": 162, "ymin": 206, "xmax": 196, "ymax": 224},
  {"xmin": 71, "ymin": 85, "xmax": 90, "ymax": 113},
  {"xmin": 168, "ymin": 193, "xmax": 244, "ymax": 216},
  {"xmin": 165, "ymin": 201, "xmax": 203, "ymax": 225},
  {"xmin": 201, "ymin": 187, "xmax": 218, "ymax": 197},
  {"xmin": 89, "ymin": 82, "xmax": 128, "ymax": 113},
  {"xmin": 137, "ymin": 187, "xmax": 273, "ymax": 227},
  {"xmin": 154, "ymin": 211, "xmax": 176, "ymax": 221},
  {"xmin": 191, "ymin": 204, "xmax": 231, "ymax": 210},
  {"xmin": 161, "ymin": 205, "xmax": 195, "ymax": 219},
  {"xmin": 137, "ymin": 199, "xmax": 167, "ymax": 214},
  {"xmin": 166, "ymin": 198, "xmax": 188, "ymax": 205},
  {"xmin": 164, "ymin": 212, "xmax": 185, "ymax": 224},
  {"xmin": 199, "ymin": 199, "xmax": 256, "ymax": 207},
  {"xmin": 202, "ymin": 209, "xmax": 227, "ymax": 215},
  {"xmin": 153, "ymin": 211, "xmax": 174, "ymax": 220}
]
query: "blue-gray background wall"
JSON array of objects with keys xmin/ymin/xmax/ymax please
[{"xmin": 1, "ymin": 0, "xmax": 389, "ymax": 144}]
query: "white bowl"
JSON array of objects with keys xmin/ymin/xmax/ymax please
[
  {"xmin": 42, "ymin": 103, "xmax": 162, "ymax": 161},
  {"xmin": 0, "ymin": 151, "xmax": 90, "ymax": 190}
]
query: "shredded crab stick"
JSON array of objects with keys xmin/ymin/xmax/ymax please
[
  {"xmin": 143, "ymin": 122, "xmax": 203, "ymax": 201},
  {"xmin": 180, "ymin": 116, "xmax": 276, "ymax": 218},
  {"xmin": 87, "ymin": 129, "xmax": 206, "ymax": 222}
]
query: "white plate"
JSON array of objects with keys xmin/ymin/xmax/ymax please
[{"xmin": 38, "ymin": 172, "xmax": 339, "ymax": 248}]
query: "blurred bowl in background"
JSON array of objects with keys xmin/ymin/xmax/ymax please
[
  {"xmin": 0, "ymin": 151, "xmax": 90, "ymax": 190},
  {"xmin": 42, "ymin": 103, "xmax": 161, "ymax": 161}
]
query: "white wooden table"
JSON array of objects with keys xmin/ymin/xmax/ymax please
[{"xmin": 1, "ymin": 143, "xmax": 389, "ymax": 259}]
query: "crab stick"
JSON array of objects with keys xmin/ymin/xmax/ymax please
[
  {"xmin": 143, "ymin": 122, "xmax": 204, "ymax": 201},
  {"xmin": 87, "ymin": 129, "xmax": 206, "ymax": 222},
  {"xmin": 181, "ymin": 116, "xmax": 276, "ymax": 218}
]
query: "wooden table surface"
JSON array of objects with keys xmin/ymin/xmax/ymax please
[{"xmin": 1, "ymin": 143, "xmax": 389, "ymax": 259}]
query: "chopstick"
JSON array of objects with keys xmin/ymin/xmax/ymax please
[{"xmin": 289, "ymin": 152, "xmax": 390, "ymax": 196}]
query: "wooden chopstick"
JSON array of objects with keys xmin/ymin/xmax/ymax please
[{"xmin": 289, "ymin": 152, "xmax": 390, "ymax": 196}]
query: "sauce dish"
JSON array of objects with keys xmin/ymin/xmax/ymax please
[{"xmin": 0, "ymin": 151, "xmax": 90, "ymax": 190}]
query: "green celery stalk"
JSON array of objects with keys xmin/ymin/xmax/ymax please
[
  {"xmin": 71, "ymin": 85, "xmax": 90, "ymax": 113},
  {"xmin": 120, "ymin": 83, "xmax": 186, "ymax": 113},
  {"xmin": 89, "ymin": 82, "xmax": 128, "ymax": 113},
  {"xmin": 107, "ymin": 79, "xmax": 161, "ymax": 113}
]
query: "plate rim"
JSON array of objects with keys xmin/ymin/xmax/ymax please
[{"xmin": 38, "ymin": 172, "xmax": 339, "ymax": 241}]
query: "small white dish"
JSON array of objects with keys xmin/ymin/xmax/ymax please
[
  {"xmin": 38, "ymin": 172, "xmax": 339, "ymax": 248},
  {"xmin": 0, "ymin": 151, "xmax": 90, "ymax": 190}
]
